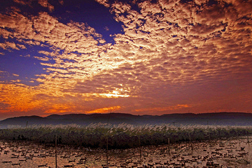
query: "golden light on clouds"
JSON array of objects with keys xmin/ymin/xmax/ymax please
[
  {"xmin": 86, "ymin": 106, "xmax": 121, "ymax": 114},
  {"xmin": 0, "ymin": 84, "xmax": 43, "ymax": 113},
  {"xmin": 44, "ymin": 104, "xmax": 74, "ymax": 114},
  {"xmin": 99, "ymin": 89, "xmax": 130, "ymax": 98},
  {"xmin": 0, "ymin": 0, "xmax": 252, "ymax": 119}
]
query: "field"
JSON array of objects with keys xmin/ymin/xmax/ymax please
[
  {"xmin": 0, "ymin": 124, "xmax": 252, "ymax": 167},
  {"xmin": 1, "ymin": 124, "xmax": 252, "ymax": 148}
]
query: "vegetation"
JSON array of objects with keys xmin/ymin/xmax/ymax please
[{"xmin": 0, "ymin": 123, "xmax": 252, "ymax": 149}]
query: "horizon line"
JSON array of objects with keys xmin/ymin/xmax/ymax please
[{"xmin": 1, "ymin": 111, "xmax": 251, "ymax": 121}]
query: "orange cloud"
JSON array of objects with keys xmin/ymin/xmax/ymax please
[
  {"xmin": 135, "ymin": 104, "xmax": 191, "ymax": 112},
  {"xmin": 13, "ymin": 0, "xmax": 32, "ymax": 5},
  {"xmin": 86, "ymin": 106, "xmax": 121, "ymax": 114},
  {"xmin": 0, "ymin": 0, "xmax": 252, "ymax": 118},
  {"xmin": 0, "ymin": 84, "xmax": 45, "ymax": 113},
  {"xmin": 38, "ymin": 0, "xmax": 54, "ymax": 12},
  {"xmin": 44, "ymin": 104, "xmax": 74, "ymax": 114}
]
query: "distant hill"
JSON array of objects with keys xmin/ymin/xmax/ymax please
[{"xmin": 0, "ymin": 112, "xmax": 252, "ymax": 128}]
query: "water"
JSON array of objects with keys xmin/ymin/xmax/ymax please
[{"xmin": 0, "ymin": 136, "xmax": 252, "ymax": 167}]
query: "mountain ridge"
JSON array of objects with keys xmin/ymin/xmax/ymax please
[{"xmin": 0, "ymin": 112, "xmax": 252, "ymax": 128}]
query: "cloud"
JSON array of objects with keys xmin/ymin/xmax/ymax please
[
  {"xmin": 104, "ymin": 26, "xmax": 109, "ymax": 31},
  {"xmin": 85, "ymin": 106, "xmax": 121, "ymax": 114},
  {"xmin": 44, "ymin": 103, "xmax": 74, "ymax": 114},
  {"xmin": 58, "ymin": 0, "xmax": 64, "ymax": 5},
  {"xmin": 0, "ymin": 42, "xmax": 20, "ymax": 50},
  {"xmin": 38, "ymin": 0, "xmax": 54, "ymax": 12},
  {"xmin": 12, "ymin": 73, "xmax": 19, "ymax": 77},
  {"xmin": 0, "ymin": 0, "xmax": 252, "ymax": 117},
  {"xmin": 96, "ymin": 0, "xmax": 110, "ymax": 8},
  {"xmin": 0, "ymin": 83, "xmax": 43, "ymax": 113},
  {"xmin": 135, "ymin": 104, "xmax": 191, "ymax": 113},
  {"xmin": 0, "ymin": 102, "xmax": 10, "ymax": 111},
  {"xmin": 34, "ymin": 56, "xmax": 50, "ymax": 62},
  {"xmin": 13, "ymin": 0, "xmax": 33, "ymax": 5}
]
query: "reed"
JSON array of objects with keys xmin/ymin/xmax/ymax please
[{"xmin": 0, "ymin": 124, "xmax": 252, "ymax": 149}]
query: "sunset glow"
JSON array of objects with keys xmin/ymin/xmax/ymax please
[
  {"xmin": 0, "ymin": 0, "xmax": 252, "ymax": 119},
  {"xmin": 86, "ymin": 106, "xmax": 122, "ymax": 114}
]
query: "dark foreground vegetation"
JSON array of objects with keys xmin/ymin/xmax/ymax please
[{"xmin": 1, "ymin": 124, "xmax": 252, "ymax": 149}]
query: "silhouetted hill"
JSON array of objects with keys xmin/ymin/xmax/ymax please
[{"xmin": 0, "ymin": 112, "xmax": 252, "ymax": 128}]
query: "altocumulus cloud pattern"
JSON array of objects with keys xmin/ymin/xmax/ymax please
[{"xmin": 0, "ymin": 0, "xmax": 252, "ymax": 119}]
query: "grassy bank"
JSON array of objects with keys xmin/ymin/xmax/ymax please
[{"xmin": 1, "ymin": 123, "xmax": 252, "ymax": 149}]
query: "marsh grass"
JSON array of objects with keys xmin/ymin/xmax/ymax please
[{"xmin": 0, "ymin": 123, "xmax": 252, "ymax": 149}]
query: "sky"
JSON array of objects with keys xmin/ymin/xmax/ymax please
[{"xmin": 0, "ymin": 0, "xmax": 252, "ymax": 120}]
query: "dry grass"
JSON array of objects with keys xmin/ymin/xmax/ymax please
[{"xmin": 0, "ymin": 124, "xmax": 252, "ymax": 149}]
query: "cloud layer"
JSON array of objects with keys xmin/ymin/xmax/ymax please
[{"xmin": 0, "ymin": 0, "xmax": 252, "ymax": 119}]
